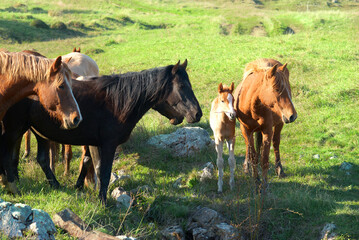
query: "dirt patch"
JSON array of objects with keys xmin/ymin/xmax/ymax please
[{"xmin": 251, "ymin": 25, "xmax": 267, "ymax": 37}]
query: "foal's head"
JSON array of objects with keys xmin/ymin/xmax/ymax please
[
  {"xmin": 262, "ymin": 63, "xmax": 297, "ymax": 124},
  {"xmin": 217, "ymin": 82, "xmax": 236, "ymax": 121},
  {"xmin": 165, "ymin": 60, "xmax": 202, "ymax": 123},
  {"xmin": 35, "ymin": 56, "xmax": 82, "ymax": 129}
]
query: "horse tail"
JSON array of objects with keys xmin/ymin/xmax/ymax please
[{"xmin": 255, "ymin": 131, "xmax": 262, "ymax": 158}]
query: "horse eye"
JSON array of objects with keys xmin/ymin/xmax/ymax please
[
  {"xmin": 221, "ymin": 100, "xmax": 224, "ymax": 103},
  {"xmin": 58, "ymin": 83, "xmax": 65, "ymax": 89}
]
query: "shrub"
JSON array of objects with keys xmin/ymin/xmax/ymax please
[
  {"xmin": 50, "ymin": 21, "xmax": 67, "ymax": 30},
  {"xmin": 30, "ymin": 19, "xmax": 49, "ymax": 29}
]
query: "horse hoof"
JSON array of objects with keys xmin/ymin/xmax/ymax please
[
  {"xmin": 6, "ymin": 182, "xmax": 21, "ymax": 195},
  {"xmin": 22, "ymin": 152, "xmax": 30, "ymax": 159}
]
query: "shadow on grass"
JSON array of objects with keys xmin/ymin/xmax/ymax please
[{"xmin": 0, "ymin": 19, "xmax": 86, "ymax": 43}]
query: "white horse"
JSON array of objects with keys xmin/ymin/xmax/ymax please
[{"xmin": 210, "ymin": 82, "xmax": 236, "ymax": 193}]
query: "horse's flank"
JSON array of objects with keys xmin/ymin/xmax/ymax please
[{"xmin": 62, "ymin": 52, "xmax": 99, "ymax": 77}]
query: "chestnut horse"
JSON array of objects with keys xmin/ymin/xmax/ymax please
[
  {"xmin": 1, "ymin": 60, "xmax": 202, "ymax": 204},
  {"xmin": 233, "ymin": 59, "xmax": 297, "ymax": 188},
  {"xmin": 0, "ymin": 51, "xmax": 82, "ymax": 128},
  {"xmin": 210, "ymin": 82, "xmax": 236, "ymax": 193},
  {"xmin": 22, "ymin": 49, "xmax": 100, "ymax": 175}
]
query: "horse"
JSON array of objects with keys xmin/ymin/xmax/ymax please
[
  {"xmin": 210, "ymin": 82, "xmax": 236, "ymax": 193},
  {"xmin": 233, "ymin": 58, "xmax": 297, "ymax": 189},
  {"xmin": 22, "ymin": 49, "xmax": 100, "ymax": 174},
  {"xmin": 0, "ymin": 51, "xmax": 82, "ymax": 128},
  {"xmin": 0, "ymin": 60, "xmax": 202, "ymax": 204}
]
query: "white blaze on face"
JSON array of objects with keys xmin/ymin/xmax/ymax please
[{"xmin": 225, "ymin": 93, "xmax": 236, "ymax": 119}]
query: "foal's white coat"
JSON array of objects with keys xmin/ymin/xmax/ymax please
[{"xmin": 210, "ymin": 83, "xmax": 236, "ymax": 193}]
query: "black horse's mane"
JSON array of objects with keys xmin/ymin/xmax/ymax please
[{"xmin": 87, "ymin": 65, "xmax": 175, "ymax": 122}]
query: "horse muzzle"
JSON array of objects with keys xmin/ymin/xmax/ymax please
[
  {"xmin": 63, "ymin": 112, "xmax": 83, "ymax": 129},
  {"xmin": 282, "ymin": 113, "xmax": 297, "ymax": 124}
]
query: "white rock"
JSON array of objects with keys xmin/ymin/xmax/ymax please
[
  {"xmin": 161, "ymin": 225, "xmax": 185, "ymax": 240},
  {"xmin": 320, "ymin": 223, "xmax": 337, "ymax": 240},
  {"xmin": 313, "ymin": 154, "xmax": 320, "ymax": 159},
  {"xmin": 147, "ymin": 127, "xmax": 213, "ymax": 157},
  {"xmin": 116, "ymin": 235, "xmax": 137, "ymax": 240},
  {"xmin": 10, "ymin": 203, "xmax": 32, "ymax": 223}
]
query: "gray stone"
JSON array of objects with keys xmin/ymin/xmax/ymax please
[
  {"xmin": 161, "ymin": 225, "xmax": 185, "ymax": 240},
  {"xmin": 110, "ymin": 172, "xmax": 120, "ymax": 186},
  {"xmin": 340, "ymin": 162, "xmax": 353, "ymax": 171},
  {"xmin": 10, "ymin": 203, "xmax": 33, "ymax": 223},
  {"xmin": 0, "ymin": 210, "xmax": 26, "ymax": 238},
  {"xmin": 200, "ymin": 162, "xmax": 214, "ymax": 182},
  {"xmin": 173, "ymin": 177, "xmax": 183, "ymax": 188},
  {"xmin": 320, "ymin": 223, "xmax": 337, "ymax": 240},
  {"xmin": 116, "ymin": 235, "xmax": 137, "ymax": 240},
  {"xmin": 186, "ymin": 207, "xmax": 239, "ymax": 240},
  {"xmin": 147, "ymin": 127, "xmax": 213, "ymax": 157},
  {"xmin": 111, "ymin": 187, "xmax": 133, "ymax": 209},
  {"xmin": 313, "ymin": 154, "xmax": 320, "ymax": 159},
  {"xmin": 215, "ymin": 222, "xmax": 240, "ymax": 240},
  {"xmin": 29, "ymin": 209, "xmax": 57, "ymax": 240}
]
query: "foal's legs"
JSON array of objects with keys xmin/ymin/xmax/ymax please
[
  {"xmin": 215, "ymin": 140, "xmax": 224, "ymax": 193},
  {"xmin": 273, "ymin": 123, "xmax": 286, "ymax": 178},
  {"xmin": 76, "ymin": 145, "xmax": 92, "ymax": 189},
  {"xmin": 227, "ymin": 138, "xmax": 236, "ymax": 191},
  {"xmin": 49, "ymin": 141, "xmax": 59, "ymax": 173}
]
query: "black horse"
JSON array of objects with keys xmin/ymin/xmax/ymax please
[{"xmin": 0, "ymin": 60, "xmax": 202, "ymax": 203}]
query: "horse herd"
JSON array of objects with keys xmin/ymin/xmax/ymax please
[{"xmin": 0, "ymin": 49, "xmax": 296, "ymax": 204}]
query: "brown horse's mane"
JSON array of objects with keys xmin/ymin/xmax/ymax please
[
  {"xmin": 242, "ymin": 59, "xmax": 290, "ymax": 95},
  {"xmin": 0, "ymin": 51, "xmax": 69, "ymax": 85}
]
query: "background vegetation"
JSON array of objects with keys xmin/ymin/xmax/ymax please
[{"xmin": 0, "ymin": 0, "xmax": 358, "ymax": 239}]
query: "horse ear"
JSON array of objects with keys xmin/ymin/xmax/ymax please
[
  {"xmin": 218, "ymin": 83, "xmax": 223, "ymax": 93},
  {"xmin": 172, "ymin": 60, "xmax": 180, "ymax": 75},
  {"xmin": 63, "ymin": 57, "xmax": 72, "ymax": 64},
  {"xmin": 51, "ymin": 56, "xmax": 62, "ymax": 74},
  {"xmin": 73, "ymin": 47, "xmax": 76, "ymax": 52},
  {"xmin": 278, "ymin": 63, "xmax": 287, "ymax": 72},
  {"xmin": 78, "ymin": 47, "xmax": 81, "ymax": 52},
  {"xmin": 230, "ymin": 82, "xmax": 234, "ymax": 92},
  {"xmin": 267, "ymin": 64, "xmax": 278, "ymax": 78},
  {"xmin": 181, "ymin": 59, "xmax": 188, "ymax": 69}
]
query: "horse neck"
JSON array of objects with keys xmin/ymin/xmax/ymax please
[{"xmin": 0, "ymin": 76, "xmax": 37, "ymax": 121}]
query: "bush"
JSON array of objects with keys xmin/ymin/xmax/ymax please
[
  {"xmin": 30, "ymin": 19, "xmax": 49, "ymax": 29},
  {"xmin": 50, "ymin": 21, "xmax": 67, "ymax": 30},
  {"xmin": 68, "ymin": 21, "xmax": 85, "ymax": 29}
]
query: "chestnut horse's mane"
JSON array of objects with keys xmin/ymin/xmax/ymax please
[
  {"xmin": 241, "ymin": 59, "xmax": 290, "ymax": 95},
  {"xmin": 0, "ymin": 51, "xmax": 69, "ymax": 85}
]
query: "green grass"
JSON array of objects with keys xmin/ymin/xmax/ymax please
[{"xmin": 1, "ymin": 0, "xmax": 359, "ymax": 239}]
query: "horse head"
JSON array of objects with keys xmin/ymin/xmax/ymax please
[
  {"xmin": 217, "ymin": 82, "xmax": 236, "ymax": 121},
  {"xmin": 36, "ymin": 56, "xmax": 82, "ymax": 129},
  {"xmin": 165, "ymin": 60, "xmax": 202, "ymax": 123},
  {"xmin": 152, "ymin": 101, "xmax": 184, "ymax": 125},
  {"xmin": 263, "ymin": 63, "xmax": 297, "ymax": 124}
]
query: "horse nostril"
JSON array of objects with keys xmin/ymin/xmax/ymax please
[
  {"xmin": 73, "ymin": 116, "xmax": 80, "ymax": 126},
  {"xmin": 289, "ymin": 114, "xmax": 297, "ymax": 123},
  {"xmin": 195, "ymin": 111, "xmax": 202, "ymax": 121}
]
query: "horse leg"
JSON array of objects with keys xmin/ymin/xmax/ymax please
[
  {"xmin": 76, "ymin": 145, "xmax": 92, "ymax": 190},
  {"xmin": 227, "ymin": 138, "xmax": 236, "ymax": 191},
  {"xmin": 49, "ymin": 141, "xmax": 59, "ymax": 173},
  {"xmin": 0, "ymin": 138, "xmax": 20, "ymax": 194},
  {"xmin": 273, "ymin": 123, "xmax": 286, "ymax": 178},
  {"xmin": 215, "ymin": 140, "xmax": 224, "ymax": 193},
  {"xmin": 22, "ymin": 129, "xmax": 31, "ymax": 159},
  {"xmin": 260, "ymin": 128, "xmax": 273, "ymax": 190},
  {"xmin": 34, "ymin": 134, "xmax": 60, "ymax": 189},
  {"xmin": 12, "ymin": 137, "xmax": 22, "ymax": 181},
  {"xmin": 241, "ymin": 125, "xmax": 256, "ymax": 178},
  {"xmin": 63, "ymin": 144, "xmax": 72, "ymax": 176},
  {"xmin": 90, "ymin": 145, "xmax": 116, "ymax": 204}
]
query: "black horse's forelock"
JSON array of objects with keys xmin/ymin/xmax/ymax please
[{"xmin": 91, "ymin": 65, "xmax": 175, "ymax": 122}]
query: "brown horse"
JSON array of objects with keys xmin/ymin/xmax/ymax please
[
  {"xmin": 210, "ymin": 82, "xmax": 236, "ymax": 193},
  {"xmin": 233, "ymin": 58, "xmax": 297, "ymax": 188},
  {"xmin": 0, "ymin": 51, "xmax": 82, "ymax": 129}
]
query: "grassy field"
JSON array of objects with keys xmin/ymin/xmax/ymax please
[{"xmin": 0, "ymin": 0, "xmax": 358, "ymax": 239}]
